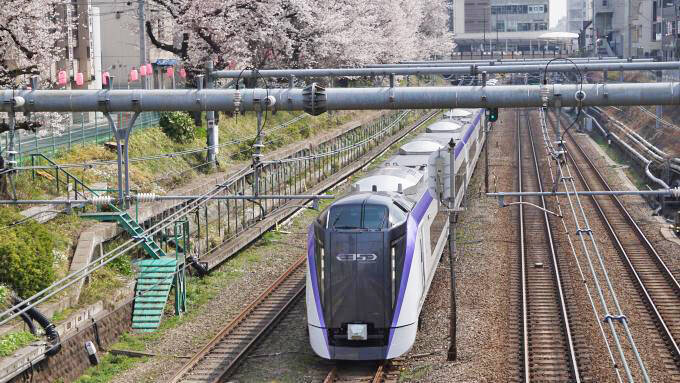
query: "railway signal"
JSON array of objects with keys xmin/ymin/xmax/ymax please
[{"xmin": 488, "ymin": 108, "xmax": 499, "ymax": 122}]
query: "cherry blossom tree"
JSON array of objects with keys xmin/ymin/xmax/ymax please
[
  {"xmin": 0, "ymin": 0, "xmax": 63, "ymax": 88},
  {"xmin": 145, "ymin": 0, "xmax": 453, "ymax": 71}
]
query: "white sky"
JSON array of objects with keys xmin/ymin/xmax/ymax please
[{"xmin": 550, "ymin": 0, "xmax": 567, "ymax": 27}]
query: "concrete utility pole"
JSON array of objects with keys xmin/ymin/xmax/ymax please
[{"xmin": 139, "ymin": 0, "xmax": 147, "ymax": 89}]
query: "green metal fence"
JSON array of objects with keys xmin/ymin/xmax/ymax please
[{"xmin": 1, "ymin": 111, "xmax": 161, "ymax": 165}]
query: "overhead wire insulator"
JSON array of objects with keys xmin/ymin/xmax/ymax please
[
  {"xmin": 233, "ymin": 90, "xmax": 241, "ymax": 110},
  {"xmin": 135, "ymin": 193, "xmax": 156, "ymax": 203},
  {"xmin": 91, "ymin": 195, "xmax": 113, "ymax": 206}
]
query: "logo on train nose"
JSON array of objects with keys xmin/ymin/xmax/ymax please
[{"xmin": 336, "ymin": 254, "xmax": 378, "ymax": 262}]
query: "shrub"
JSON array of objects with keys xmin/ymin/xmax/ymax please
[
  {"xmin": 159, "ymin": 112, "xmax": 196, "ymax": 143},
  {"xmin": 0, "ymin": 209, "xmax": 56, "ymax": 298}
]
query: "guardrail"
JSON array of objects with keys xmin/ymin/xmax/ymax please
[{"xmin": 1, "ymin": 112, "xmax": 160, "ymax": 165}]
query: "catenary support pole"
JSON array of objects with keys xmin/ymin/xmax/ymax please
[
  {"xmin": 205, "ymin": 62, "xmax": 218, "ymax": 166},
  {"xmin": 447, "ymin": 138, "xmax": 458, "ymax": 361},
  {"xmin": 123, "ymin": 112, "xmax": 140, "ymax": 200},
  {"xmin": 104, "ymin": 113, "xmax": 125, "ymax": 208}
]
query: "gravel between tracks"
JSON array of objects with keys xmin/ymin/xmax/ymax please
[{"xmin": 397, "ymin": 111, "xmax": 516, "ymax": 382}]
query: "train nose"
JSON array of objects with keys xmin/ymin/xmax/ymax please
[{"xmin": 328, "ymin": 231, "xmax": 387, "ymax": 330}]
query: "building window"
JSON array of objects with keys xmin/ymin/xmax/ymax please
[
  {"xmin": 518, "ymin": 22, "xmax": 532, "ymax": 31},
  {"xmin": 602, "ymin": 0, "xmax": 608, "ymax": 6},
  {"xmin": 534, "ymin": 22, "xmax": 548, "ymax": 30},
  {"xmin": 495, "ymin": 21, "xmax": 505, "ymax": 31}
]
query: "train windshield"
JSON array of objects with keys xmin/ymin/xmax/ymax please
[{"xmin": 328, "ymin": 204, "xmax": 387, "ymax": 230}]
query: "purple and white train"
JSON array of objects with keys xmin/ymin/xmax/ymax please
[{"xmin": 306, "ymin": 108, "xmax": 487, "ymax": 360}]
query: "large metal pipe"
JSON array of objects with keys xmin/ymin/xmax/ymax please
[
  {"xmin": 390, "ymin": 58, "xmax": 652, "ymax": 66},
  {"xmin": 212, "ymin": 62, "xmax": 680, "ymax": 79},
  {"xmin": 2, "ymin": 82, "xmax": 679, "ymax": 114}
]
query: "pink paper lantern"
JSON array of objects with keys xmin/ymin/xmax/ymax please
[
  {"xmin": 139, "ymin": 65, "xmax": 147, "ymax": 76},
  {"xmin": 75, "ymin": 72, "xmax": 84, "ymax": 86},
  {"xmin": 179, "ymin": 68, "xmax": 186, "ymax": 79},
  {"xmin": 166, "ymin": 67, "xmax": 174, "ymax": 78},
  {"xmin": 129, "ymin": 68, "xmax": 139, "ymax": 82},
  {"xmin": 145, "ymin": 63, "xmax": 152, "ymax": 74},
  {"xmin": 102, "ymin": 71, "xmax": 110, "ymax": 86},
  {"xmin": 57, "ymin": 70, "xmax": 68, "ymax": 86}
]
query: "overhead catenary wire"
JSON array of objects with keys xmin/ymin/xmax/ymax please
[{"xmin": 539, "ymin": 108, "xmax": 650, "ymax": 382}]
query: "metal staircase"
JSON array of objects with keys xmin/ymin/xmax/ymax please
[
  {"xmin": 48, "ymin": 154, "xmax": 190, "ymax": 332},
  {"xmin": 132, "ymin": 258, "xmax": 177, "ymax": 331},
  {"xmin": 81, "ymin": 211, "xmax": 168, "ymax": 259}
]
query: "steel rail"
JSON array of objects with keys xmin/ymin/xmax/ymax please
[
  {"xmin": 560, "ymin": 120, "xmax": 680, "ymax": 367},
  {"xmin": 322, "ymin": 361, "xmax": 387, "ymax": 383},
  {"xmin": 526, "ymin": 110, "xmax": 581, "ymax": 381},
  {"xmin": 540, "ymin": 108, "xmax": 646, "ymax": 382},
  {"xmin": 517, "ymin": 110, "xmax": 580, "ymax": 381},
  {"xmin": 3, "ymin": 82, "xmax": 680, "ymax": 113},
  {"xmin": 169, "ymin": 256, "xmax": 307, "ymax": 383},
  {"xmin": 538, "ymin": 109, "xmax": 624, "ymax": 382},
  {"xmin": 516, "ymin": 111, "xmax": 531, "ymax": 381}
]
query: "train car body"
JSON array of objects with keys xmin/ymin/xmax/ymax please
[{"xmin": 307, "ymin": 109, "xmax": 487, "ymax": 360}]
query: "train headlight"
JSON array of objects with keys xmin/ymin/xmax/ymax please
[
  {"xmin": 391, "ymin": 246, "xmax": 396, "ymax": 307},
  {"xmin": 320, "ymin": 248, "xmax": 325, "ymax": 300}
]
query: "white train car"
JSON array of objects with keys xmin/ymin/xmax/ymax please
[{"xmin": 307, "ymin": 109, "xmax": 486, "ymax": 360}]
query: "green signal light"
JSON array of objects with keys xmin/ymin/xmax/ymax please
[{"xmin": 488, "ymin": 108, "xmax": 499, "ymax": 122}]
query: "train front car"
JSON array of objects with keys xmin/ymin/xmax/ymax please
[{"xmin": 307, "ymin": 108, "xmax": 485, "ymax": 361}]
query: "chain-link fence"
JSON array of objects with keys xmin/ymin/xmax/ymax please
[{"xmin": 1, "ymin": 112, "xmax": 160, "ymax": 165}]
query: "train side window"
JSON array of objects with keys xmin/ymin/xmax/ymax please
[
  {"xmin": 389, "ymin": 203, "xmax": 407, "ymax": 226},
  {"xmin": 363, "ymin": 205, "xmax": 388, "ymax": 229}
]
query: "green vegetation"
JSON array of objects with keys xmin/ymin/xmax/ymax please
[
  {"xmin": 74, "ymin": 354, "xmax": 146, "ymax": 383},
  {"xmin": 159, "ymin": 111, "xmax": 196, "ymax": 143},
  {"xmin": 0, "ymin": 209, "xmax": 57, "ymax": 297},
  {"xmin": 0, "ymin": 331, "xmax": 38, "ymax": 357}
]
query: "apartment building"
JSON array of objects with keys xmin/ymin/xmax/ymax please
[
  {"xmin": 452, "ymin": 0, "xmax": 551, "ymax": 52},
  {"xmin": 593, "ymin": 0, "xmax": 663, "ymax": 57},
  {"xmin": 660, "ymin": 0, "xmax": 680, "ymax": 60},
  {"xmin": 567, "ymin": 0, "xmax": 593, "ymax": 34}
]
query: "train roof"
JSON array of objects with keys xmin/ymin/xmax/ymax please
[
  {"xmin": 426, "ymin": 120, "xmax": 463, "ymax": 133},
  {"xmin": 443, "ymin": 109, "xmax": 473, "ymax": 118},
  {"xmin": 352, "ymin": 166, "xmax": 423, "ymax": 195},
  {"xmin": 398, "ymin": 140, "xmax": 443, "ymax": 155}
]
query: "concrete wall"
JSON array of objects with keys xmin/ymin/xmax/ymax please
[{"xmin": 8, "ymin": 302, "xmax": 133, "ymax": 383}]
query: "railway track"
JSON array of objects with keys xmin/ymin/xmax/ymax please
[
  {"xmin": 169, "ymin": 256, "xmax": 306, "ymax": 382},
  {"xmin": 553, "ymin": 111, "xmax": 680, "ymax": 374},
  {"xmin": 514, "ymin": 109, "xmax": 580, "ymax": 382},
  {"xmin": 169, "ymin": 111, "xmax": 439, "ymax": 382},
  {"xmin": 323, "ymin": 360, "xmax": 397, "ymax": 383}
]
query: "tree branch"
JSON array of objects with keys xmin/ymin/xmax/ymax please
[
  {"xmin": 145, "ymin": 20, "xmax": 182, "ymax": 55},
  {"xmin": 0, "ymin": 26, "xmax": 35, "ymax": 60}
]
